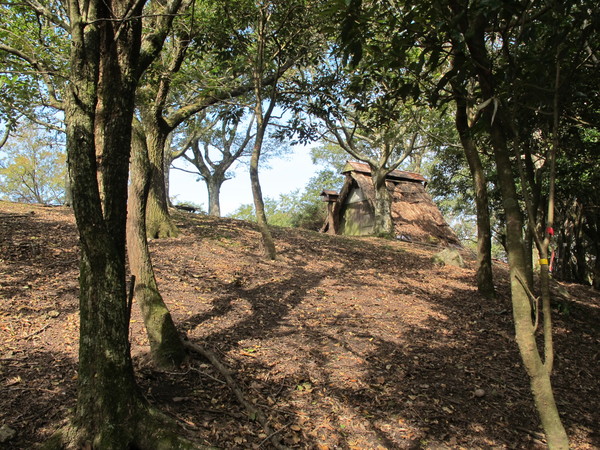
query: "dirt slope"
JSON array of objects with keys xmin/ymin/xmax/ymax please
[{"xmin": 1, "ymin": 201, "xmax": 599, "ymax": 449}]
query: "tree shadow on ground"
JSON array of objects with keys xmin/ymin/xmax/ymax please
[
  {"xmin": 3, "ymin": 206, "xmax": 599, "ymax": 448},
  {"xmin": 0, "ymin": 208, "xmax": 79, "ymax": 319},
  {"xmin": 0, "ymin": 350, "xmax": 78, "ymax": 449},
  {"xmin": 150, "ymin": 214, "xmax": 600, "ymax": 448}
]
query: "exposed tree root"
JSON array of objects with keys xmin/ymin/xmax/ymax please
[
  {"xmin": 183, "ymin": 339, "xmax": 289, "ymax": 450},
  {"xmin": 42, "ymin": 405, "xmax": 215, "ymax": 450}
]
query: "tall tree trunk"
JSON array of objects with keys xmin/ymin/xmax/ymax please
[
  {"xmin": 65, "ymin": 0, "xmax": 146, "ymax": 445},
  {"xmin": 452, "ymin": 73, "xmax": 495, "ymax": 297},
  {"xmin": 144, "ymin": 116, "xmax": 179, "ymax": 238},
  {"xmin": 250, "ymin": 2, "xmax": 277, "ymax": 260},
  {"xmin": 61, "ymin": 0, "xmax": 206, "ymax": 447},
  {"xmin": 460, "ymin": 13, "xmax": 569, "ymax": 448},
  {"xmin": 127, "ymin": 126, "xmax": 186, "ymax": 368}
]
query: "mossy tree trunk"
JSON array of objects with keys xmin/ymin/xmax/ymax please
[
  {"xmin": 145, "ymin": 117, "xmax": 180, "ymax": 238},
  {"xmin": 65, "ymin": 0, "xmax": 147, "ymax": 445},
  {"xmin": 371, "ymin": 168, "xmax": 394, "ymax": 236},
  {"xmin": 63, "ymin": 0, "xmax": 196, "ymax": 447},
  {"xmin": 127, "ymin": 124, "xmax": 186, "ymax": 368}
]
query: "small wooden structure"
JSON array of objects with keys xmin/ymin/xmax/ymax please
[{"xmin": 321, "ymin": 161, "xmax": 460, "ymax": 245}]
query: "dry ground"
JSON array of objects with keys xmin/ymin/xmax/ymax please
[{"xmin": 1, "ymin": 200, "xmax": 599, "ymax": 449}]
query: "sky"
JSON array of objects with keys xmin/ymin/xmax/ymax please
[{"xmin": 168, "ymin": 143, "xmax": 320, "ymax": 215}]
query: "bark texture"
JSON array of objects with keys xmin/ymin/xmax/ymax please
[
  {"xmin": 65, "ymin": 0, "xmax": 146, "ymax": 445},
  {"xmin": 145, "ymin": 119, "xmax": 180, "ymax": 238},
  {"xmin": 63, "ymin": 0, "xmax": 197, "ymax": 446},
  {"xmin": 128, "ymin": 126, "xmax": 186, "ymax": 368}
]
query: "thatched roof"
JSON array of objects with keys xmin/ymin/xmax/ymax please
[
  {"xmin": 387, "ymin": 178, "xmax": 460, "ymax": 245},
  {"xmin": 323, "ymin": 162, "xmax": 460, "ymax": 245},
  {"xmin": 342, "ymin": 161, "xmax": 427, "ymax": 183}
]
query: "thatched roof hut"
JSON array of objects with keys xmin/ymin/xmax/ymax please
[{"xmin": 321, "ymin": 161, "xmax": 460, "ymax": 245}]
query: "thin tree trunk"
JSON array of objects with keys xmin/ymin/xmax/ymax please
[
  {"xmin": 164, "ymin": 132, "xmax": 174, "ymax": 207},
  {"xmin": 460, "ymin": 14, "xmax": 569, "ymax": 447},
  {"xmin": 127, "ymin": 126, "xmax": 186, "ymax": 368},
  {"xmin": 452, "ymin": 74, "xmax": 495, "ymax": 297},
  {"xmin": 250, "ymin": 139, "xmax": 276, "ymax": 259},
  {"xmin": 250, "ymin": 2, "xmax": 277, "ymax": 260},
  {"xmin": 573, "ymin": 204, "xmax": 587, "ymax": 283},
  {"xmin": 489, "ymin": 118, "xmax": 568, "ymax": 449},
  {"xmin": 64, "ymin": 170, "xmax": 73, "ymax": 207},
  {"xmin": 593, "ymin": 243, "xmax": 600, "ymax": 290},
  {"xmin": 523, "ymin": 227, "xmax": 535, "ymax": 288},
  {"xmin": 584, "ymin": 208, "xmax": 600, "ymax": 289}
]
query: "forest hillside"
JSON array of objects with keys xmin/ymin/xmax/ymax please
[{"xmin": 1, "ymin": 201, "xmax": 599, "ymax": 449}]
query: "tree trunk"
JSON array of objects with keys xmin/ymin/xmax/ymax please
[
  {"xmin": 490, "ymin": 118, "xmax": 568, "ymax": 450},
  {"xmin": 249, "ymin": 4, "xmax": 277, "ymax": 260},
  {"xmin": 593, "ymin": 247, "xmax": 600, "ymax": 290},
  {"xmin": 127, "ymin": 126, "xmax": 186, "ymax": 368},
  {"xmin": 144, "ymin": 118, "xmax": 179, "ymax": 238},
  {"xmin": 64, "ymin": 0, "xmax": 146, "ymax": 445},
  {"xmin": 206, "ymin": 175, "xmax": 224, "ymax": 217},
  {"xmin": 64, "ymin": 171, "xmax": 73, "ymax": 207},
  {"xmin": 460, "ymin": 13, "xmax": 569, "ymax": 448},
  {"xmin": 164, "ymin": 132, "xmax": 174, "ymax": 208},
  {"xmin": 573, "ymin": 202, "xmax": 587, "ymax": 283},
  {"xmin": 250, "ymin": 142, "xmax": 276, "ymax": 259},
  {"xmin": 523, "ymin": 227, "xmax": 535, "ymax": 288},
  {"xmin": 590, "ymin": 216, "xmax": 600, "ymax": 290},
  {"xmin": 372, "ymin": 170, "xmax": 394, "ymax": 236},
  {"xmin": 452, "ymin": 75, "xmax": 495, "ymax": 297}
]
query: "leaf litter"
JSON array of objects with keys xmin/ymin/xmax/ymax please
[{"xmin": 1, "ymin": 201, "xmax": 599, "ymax": 448}]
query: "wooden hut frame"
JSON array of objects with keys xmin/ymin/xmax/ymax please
[{"xmin": 321, "ymin": 161, "xmax": 460, "ymax": 245}]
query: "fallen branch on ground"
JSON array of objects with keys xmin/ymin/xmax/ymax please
[
  {"xmin": 18, "ymin": 323, "xmax": 51, "ymax": 340},
  {"xmin": 183, "ymin": 340, "xmax": 288, "ymax": 450}
]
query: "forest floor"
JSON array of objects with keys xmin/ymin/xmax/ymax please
[{"xmin": 1, "ymin": 200, "xmax": 599, "ymax": 449}]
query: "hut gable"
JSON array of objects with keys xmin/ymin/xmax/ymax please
[{"xmin": 321, "ymin": 162, "xmax": 460, "ymax": 245}]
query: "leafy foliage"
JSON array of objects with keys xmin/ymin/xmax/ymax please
[{"xmin": 0, "ymin": 124, "xmax": 65, "ymax": 204}]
